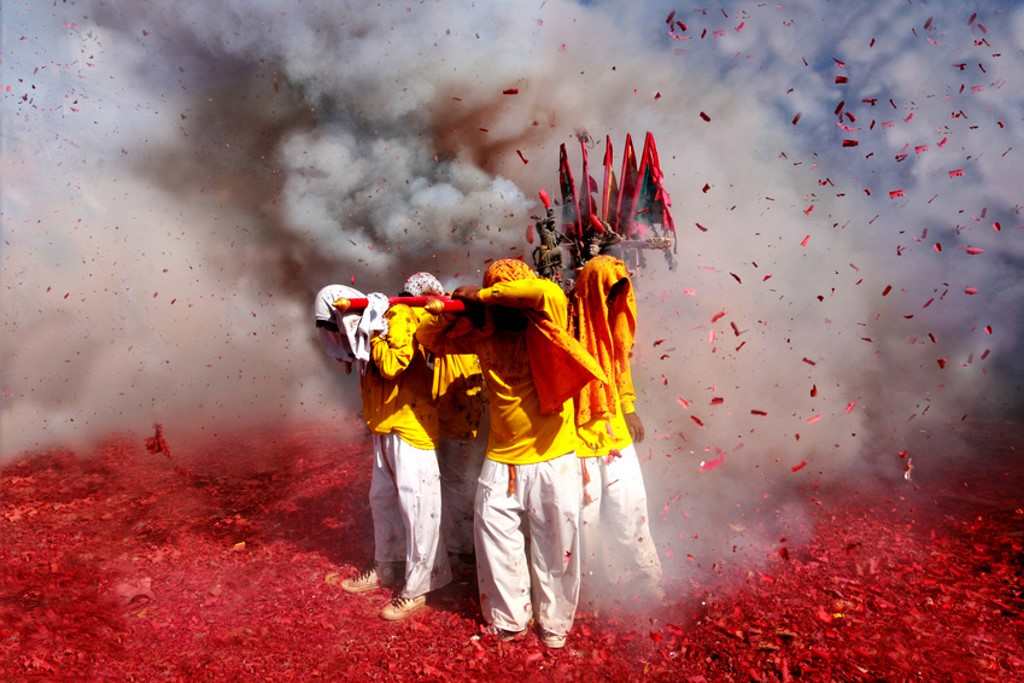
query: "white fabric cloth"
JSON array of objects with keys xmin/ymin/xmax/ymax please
[
  {"xmin": 353, "ymin": 292, "xmax": 390, "ymax": 364},
  {"xmin": 474, "ymin": 452, "xmax": 581, "ymax": 637},
  {"xmin": 369, "ymin": 433, "xmax": 452, "ymax": 599},
  {"xmin": 313, "ymin": 284, "xmax": 364, "ymax": 363},
  {"xmin": 438, "ymin": 437, "xmax": 485, "ymax": 556},
  {"xmin": 579, "ymin": 444, "xmax": 663, "ymax": 604},
  {"xmin": 402, "ymin": 272, "xmax": 444, "ymax": 297}
]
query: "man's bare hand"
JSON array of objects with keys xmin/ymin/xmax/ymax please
[
  {"xmin": 452, "ymin": 285, "xmax": 482, "ymax": 303},
  {"xmin": 625, "ymin": 411, "xmax": 645, "ymax": 443}
]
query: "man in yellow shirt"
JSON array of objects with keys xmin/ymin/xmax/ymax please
[
  {"xmin": 572, "ymin": 256, "xmax": 663, "ymax": 607},
  {"xmin": 403, "ymin": 273, "xmax": 486, "ymax": 569},
  {"xmin": 416, "ymin": 259, "xmax": 605, "ymax": 649},
  {"xmin": 314, "ymin": 282, "xmax": 451, "ymax": 621}
]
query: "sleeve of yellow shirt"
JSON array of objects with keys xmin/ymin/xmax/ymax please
[
  {"xmin": 619, "ymin": 357, "xmax": 637, "ymax": 415},
  {"xmin": 477, "ymin": 278, "xmax": 564, "ymax": 321},
  {"xmin": 415, "ymin": 313, "xmax": 481, "ymax": 356},
  {"xmin": 370, "ymin": 305, "xmax": 416, "ymax": 380}
]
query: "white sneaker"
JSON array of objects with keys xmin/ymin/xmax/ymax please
[
  {"xmin": 380, "ymin": 594, "xmax": 427, "ymax": 621},
  {"xmin": 540, "ymin": 630, "xmax": 567, "ymax": 649},
  {"xmin": 482, "ymin": 624, "xmax": 527, "ymax": 642},
  {"xmin": 340, "ymin": 568, "xmax": 380, "ymax": 594}
]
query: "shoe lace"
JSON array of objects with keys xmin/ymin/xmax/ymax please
[{"xmin": 391, "ymin": 596, "xmax": 414, "ymax": 608}]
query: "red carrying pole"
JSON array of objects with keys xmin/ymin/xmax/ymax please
[{"xmin": 332, "ymin": 296, "xmax": 466, "ymax": 314}]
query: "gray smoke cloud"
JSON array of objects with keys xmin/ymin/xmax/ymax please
[{"xmin": 2, "ymin": 0, "xmax": 1022, "ymax": 605}]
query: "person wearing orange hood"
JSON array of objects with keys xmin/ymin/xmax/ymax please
[
  {"xmin": 416, "ymin": 258, "xmax": 606, "ymax": 649},
  {"xmin": 573, "ymin": 255, "xmax": 663, "ymax": 606}
]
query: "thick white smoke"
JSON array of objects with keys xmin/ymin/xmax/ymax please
[{"xmin": 2, "ymin": 1, "xmax": 1022, "ymax": 600}]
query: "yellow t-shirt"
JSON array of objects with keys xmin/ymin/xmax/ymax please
[
  {"xmin": 360, "ymin": 305, "xmax": 439, "ymax": 451},
  {"xmin": 434, "ymin": 353, "xmax": 484, "ymax": 441},
  {"xmin": 416, "ymin": 279, "xmax": 578, "ymax": 465},
  {"xmin": 575, "ymin": 365, "xmax": 636, "ymax": 457}
]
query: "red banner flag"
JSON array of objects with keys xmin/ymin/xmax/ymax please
[
  {"xmin": 579, "ymin": 138, "xmax": 595, "ymax": 235},
  {"xmin": 600, "ymin": 135, "xmax": 614, "ymax": 222},
  {"xmin": 616, "ymin": 133, "xmax": 640, "ymax": 237},
  {"xmin": 558, "ymin": 143, "xmax": 581, "ymax": 237},
  {"xmin": 633, "ymin": 132, "xmax": 675, "ymax": 237}
]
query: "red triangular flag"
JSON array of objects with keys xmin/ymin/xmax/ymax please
[
  {"xmin": 559, "ymin": 143, "xmax": 581, "ymax": 238},
  {"xmin": 616, "ymin": 133, "xmax": 639, "ymax": 237},
  {"xmin": 600, "ymin": 135, "xmax": 614, "ymax": 222}
]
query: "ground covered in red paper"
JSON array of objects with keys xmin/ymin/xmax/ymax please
[{"xmin": 2, "ymin": 422, "xmax": 1022, "ymax": 681}]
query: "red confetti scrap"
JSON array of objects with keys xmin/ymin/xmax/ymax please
[
  {"xmin": 803, "ymin": 205, "xmax": 814, "ymax": 216},
  {"xmin": 690, "ymin": 415, "xmax": 705, "ymax": 427},
  {"xmin": 835, "ymin": 75, "xmax": 848, "ymax": 84},
  {"xmin": 711, "ymin": 311, "xmax": 727, "ymax": 324},
  {"xmin": 699, "ymin": 450, "xmax": 725, "ymax": 471},
  {"xmin": 699, "ymin": 111, "xmax": 711, "ymax": 122},
  {"xmin": 842, "ymin": 139, "xmax": 859, "ymax": 147},
  {"xmin": 502, "ymin": 88, "xmax": 519, "ymax": 95},
  {"xmin": 882, "ymin": 285, "xmax": 893, "ymax": 297},
  {"xmin": 937, "ymin": 358, "xmax": 947, "ymax": 369},
  {"xmin": 762, "ymin": 273, "xmax": 772, "ymax": 282},
  {"xmin": 702, "ymin": 183, "xmax": 711, "ymax": 193},
  {"xmin": 993, "ymin": 222, "xmax": 1001, "ymax": 232},
  {"xmin": 729, "ymin": 273, "xmax": 742, "ymax": 284},
  {"xmin": 984, "ymin": 325, "xmax": 993, "ymax": 335},
  {"xmin": 964, "ymin": 287, "xmax": 978, "ymax": 295},
  {"xmin": 965, "ymin": 246, "xmax": 984, "ymax": 255},
  {"xmin": 653, "ymin": 338, "xmax": 667, "ymax": 346},
  {"xmin": 948, "ymin": 168, "xmax": 964, "ymax": 178},
  {"xmin": 515, "ymin": 150, "xmax": 529, "ymax": 165},
  {"xmin": 750, "ymin": 409, "xmax": 767, "ymax": 416},
  {"xmin": 710, "ymin": 397, "xmax": 724, "ymax": 405},
  {"xmin": 806, "ymin": 415, "xmax": 823, "ymax": 424},
  {"xmin": 934, "ymin": 243, "xmax": 943, "ymax": 253},
  {"xmin": 888, "ymin": 189, "xmax": 904, "ymax": 199},
  {"xmin": 810, "ymin": 384, "xmax": 818, "ymax": 397},
  {"xmin": 802, "ymin": 357, "xmax": 817, "ymax": 366},
  {"xmin": 792, "ymin": 112, "xmax": 802, "ymax": 125},
  {"xmin": 800, "ymin": 234, "xmax": 811, "ymax": 247},
  {"xmin": 980, "ymin": 348, "xmax": 991, "ymax": 360},
  {"xmin": 791, "ymin": 460, "xmax": 808, "ymax": 473},
  {"xmin": 676, "ymin": 396, "xmax": 690, "ymax": 408},
  {"xmin": 654, "ymin": 91, "xmax": 662, "ymax": 100},
  {"xmin": 845, "ymin": 401, "xmax": 857, "ymax": 413},
  {"xmin": 695, "ymin": 222, "xmax": 709, "ymax": 232}
]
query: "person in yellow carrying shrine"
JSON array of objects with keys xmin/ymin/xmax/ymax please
[
  {"xmin": 572, "ymin": 255, "xmax": 664, "ymax": 607},
  {"xmin": 314, "ymin": 277, "xmax": 451, "ymax": 622},
  {"xmin": 415, "ymin": 259, "xmax": 606, "ymax": 649},
  {"xmin": 405, "ymin": 273, "xmax": 487, "ymax": 571}
]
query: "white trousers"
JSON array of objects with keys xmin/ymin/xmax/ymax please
[
  {"xmin": 369, "ymin": 433, "xmax": 452, "ymax": 598},
  {"xmin": 438, "ymin": 439, "xmax": 484, "ymax": 556},
  {"xmin": 474, "ymin": 452, "xmax": 581, "ymax": 636},
  {"xmin": 579, "ymin": 444, "xmax": 663, "ymax": 603}
]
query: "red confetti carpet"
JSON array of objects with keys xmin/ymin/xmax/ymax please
[{"xmin": 2, "ymin": 423, "xmax": 1021, "ymax": 681}]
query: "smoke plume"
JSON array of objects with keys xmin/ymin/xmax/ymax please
[{"xmin": 2, "ymin": 0, "xmax": 1022, "ymax": 601}]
